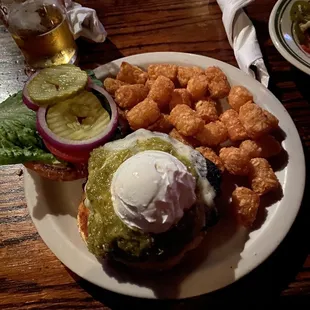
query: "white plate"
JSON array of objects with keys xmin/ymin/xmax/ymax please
[
  {"xmin": 24, "ymin": 52, "xmax": 305, "ymax": 299},
  {"xmin": 269, "ymin": 0, "xmax": 310, "ymax": 74}
]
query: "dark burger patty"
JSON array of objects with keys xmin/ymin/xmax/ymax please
[{"xmin": 87, "ymin": 158, "xmax": 221, "ymax": 263}]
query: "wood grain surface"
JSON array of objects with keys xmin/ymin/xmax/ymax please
[{"xmin": 0, "ymin": 0, "xmax": 309, "ymax": 309}]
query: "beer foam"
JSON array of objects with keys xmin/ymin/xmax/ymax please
[
  {"xmin": 8, "ymin": 1, "xmax": 57, "ymax": 33},
  {"xmin": 9, "ymin": 11, "xmax": 46, "ymax": 32}
]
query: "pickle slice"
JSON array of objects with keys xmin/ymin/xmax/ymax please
[
  {"xmin": 27, "ymin": 64, "xmax": 88, "ymax": 105},
  {"xmin": 46, "ymin": 91, "xmax": 110, "ymax": 141}
]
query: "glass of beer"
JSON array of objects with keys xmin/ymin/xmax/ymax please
[{"xmin": 0, "ymin": 0, "xmax": 78, "ymax": 69}]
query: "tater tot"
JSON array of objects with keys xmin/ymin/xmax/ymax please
[
  {"xmin": 148, "ymin": 64, "xmax": 178, "ymax": 82},
  {"xmin": 148, "ymin": 75, "xmax": 175, "ymax": 109},
  {"xmin": 249, "ymin": 158, "xmax": 280, "ymax": 195},
  {"xmin": 115, "ymin": 84, "xmax": 149, "ymax": 109},
  {"xmin": 195, "ymin": 121, "xmax": 228, "ymax": 146},
  {"xmin": 126, "ymin": 98, "xmax": 160, "ymax": 130},
  {"xmin": 169, "ymin": 104, "xmax": 204, "ymax": 136},
  {"xmin": 145, "ymin": 79, "xmax": 155, "ymax": 90},
  {"xmin": 219, "ymin": 147, "xmax": 250, "ymax": 175},
  {"xmin": 148, "ymin": 114, "xmax": 173, "ymax": 133},
  {"xmin": 169, "ymin": 89, "xmax": 192, "ymax": 111},
  {"xmin": 228, "ymin": 86, "xmax": 253, "ymax": 112},
  {"xmin": 239, "ymin": 102, "xmax": 272, "ymax": 139},
  {"xmin": 177, "ymin": 66, "xmax": 205, "ymax": 87},
  {"xmin": 240, "ymin": 136, "xmax": 282, "ymax": 159},
  {"xmin": 205, "ymin": 66, "xmax": 230, "ymax": 99},
  {"xmin": 239, "ymin": 140, "xmax": 261, "ymax": 159},
  {"xmin": 103, "ymin": 78, "xmax": 127, "ymax": 96},
  {"xmin": 263, "ymin": 109, "xmax": 279, "ymax": 129},
  {"xmin": 169, "ymin": 128, "xmax": 200, "ymax": 148},
  {"xmin": 116, "ymin": 62, "xmax": 148, "ymax": 84},
  {"xmin": 219, "ymin": 109, "xmax": 248, "ymax": 141},
  {"xmin": 187, "ymin": 75, "xmax": 209, "ymax": 101},
  {"xmin": 195, "ymin": 99, "xmax": 218, "ymax": 123},
  {"xmin": 196, "ymin": 147, "xmax": 225, "ymax": 172},
  {"xmin": 232, "ymin": 187, "xmax": 260, "ymax": 228}
]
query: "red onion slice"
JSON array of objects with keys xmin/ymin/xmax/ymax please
[
  {"xmin": 36, "ymin": 83, "xmax": 119, "ymax": 153},
  {"xmin": 22, "ymin": 71, "xmax": 40, "ymax": 111}
]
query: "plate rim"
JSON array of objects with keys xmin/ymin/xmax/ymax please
[
  {"xmin": 25, "ymin": 51, "xmax": 306, "ymax": 299},
  {"xmin": 269, "ymin": 0, "xmax": 310, "ymax": 74}
]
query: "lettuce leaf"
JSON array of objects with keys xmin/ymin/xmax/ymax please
[{"xmin": 0, "ymin": 91, "xmax": 58, "ymax": 165}]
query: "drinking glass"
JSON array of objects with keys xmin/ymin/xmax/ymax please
[{"xmin": 0, "ymin": 0, "xmax": 78, "ymax": 69}]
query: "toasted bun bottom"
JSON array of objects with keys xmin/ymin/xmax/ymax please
[
  {"xmin": 24, "ymin": 162, "xmax": 88, "ymax": 181},
  {"xmin": 77, "ymin": 201, "xmax": 206, "ymax": 271}
]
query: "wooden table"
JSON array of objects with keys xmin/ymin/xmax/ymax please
[{"xmin": 0, "ymin": 0, "xmax": 309, "ymax": 308}]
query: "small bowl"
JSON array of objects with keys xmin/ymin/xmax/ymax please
[{"xmin": 269, "ymin": 0, "xmax": 310, "ymax": 74}]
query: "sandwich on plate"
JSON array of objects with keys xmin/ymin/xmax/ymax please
[
  {"xmin": 0, "ymin": 63, "xmax": 222, "ymax": 270},
  {"xmin": 78, "ymin": 130, "xmax": 221, "ymax": 271}
]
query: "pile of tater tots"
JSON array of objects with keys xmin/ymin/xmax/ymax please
[{"xmin": 103, "ymin": 62, "xmax": 283, "ymax": 228}]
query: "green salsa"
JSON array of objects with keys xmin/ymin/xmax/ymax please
[
  {"xmin": 86, "ymin": 137, "xmax": 202, "ymax": 260},
  {"xmin": 290, "ymin": 1, "xmax": 310, "ymax": 44}
]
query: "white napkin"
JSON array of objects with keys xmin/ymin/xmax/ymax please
[
  {"xmin": 217, "ymin": 0, "xmax": 269, "ymax": 87},
  {"xmin": 64, "ymin": 0, "xmax": 107, "ymax": 43}
]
